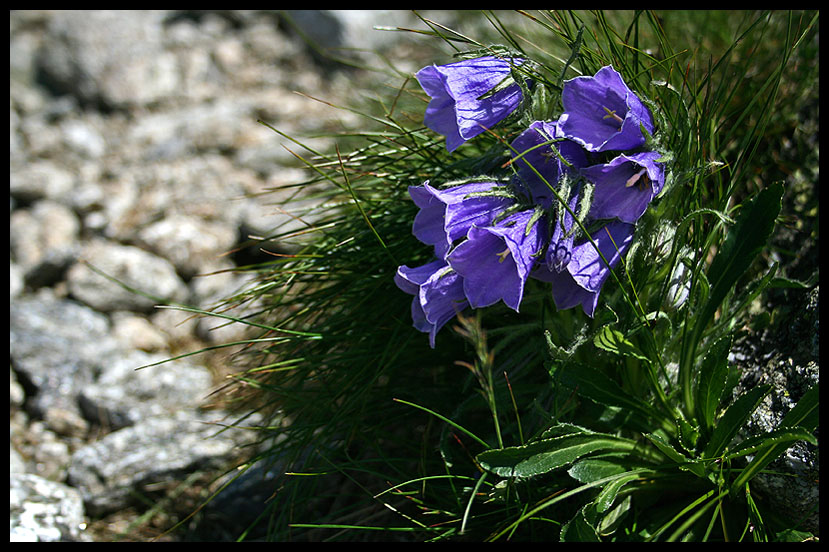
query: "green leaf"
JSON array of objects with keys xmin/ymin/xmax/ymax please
[
  {"xmin": 680, "ymin": 182, "xmax": 783, "ymax": 415},
  {"xmin": 476, "ymin": 432, "xmax": 640, "ymax": 479},
  {"xmin": 703, "ymin": 384, "xmax": 772, "ymax": 459},
  {"xmin": 675, "ymin": 414, "xmax": 700, "ymax": 452},
  {"xmin": 644, "ymin": 432, "xmax": 706, "ymax": 478},
  {"xmin": 556, "ymin": 363, "xmax": 665, "ymax": 425},
  {"xmin": 541, "ymin": 422, "xmax": 595, "ymax": 439},
  {"xmin": 775, "ymin": 529, "xmax": 816, "ymax": 542},
  {"xmin": 561, "ymin": 471, "xmax": 640, "ymax": 542},
  {"xmin": 695, "ymin": 334, "xmax": 733, "ymax": 433},
  {"xmin": 594, "ymin": 325, "xmax": 651, "ymax": 362},
  {"xmin": 567, "ymin": 457, "xmax": 633, "ymax": 484},
  {"xmin": 768, "ymin": 276, "xmax": 811, "ymax": 290},
  {"xmin": 707, "ymin": 181, "xmax": 783, "ymax": 300},
  {"xmin": 593, "ymin": 471, "xmax": 642, "ymax": 513},
  {"xmin": 778, "ymin": 381, "xmax": 820, "ymax": 431},
  {"xmin": 724, "ymin": 426, "xmax": 817, "ymax": 462},
  {"xmin": 560, "ymin": 505, "xmax": 601, "ymax": 542},
  {"xmin": 597, "ymin": 494, "xmax": 632, "ymax": 537}
]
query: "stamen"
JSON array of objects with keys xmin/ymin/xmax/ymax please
[
  {"xmin": 496, "ymin": 248, "xmax": 511, "ymax": 263},
  {"xmin": 602, "ymin": 106, "xmax": 625, "ymax": 126},
  {"xmin": 625, "ymin": 168, "xmax": 649, "ymax": 189},
  {"xmin": 637, "ymin": 172, "xmax": 651, "ymax": 191},
  {"xmin": 552, "ymin": 246, "xmax": 571, "ymax": 272}
]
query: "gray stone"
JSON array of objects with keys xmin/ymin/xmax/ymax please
[
  {"xmin": 10, "ymin": 261, "xmax": 25, "ymax": 298},
  {"xmin": 9, "ymin": 200, "xmax": 81, "ymax": 288},
  {"xmin": 67, "ymin": 240, "xmax": 189, "ymax": 313},
  {"xmin": 10, "ymin": 366, "xmax": 26, "ymax": 410},
  {"xmin": 110, "ymin": 312, "xmax": 170, "ymax": 352},
  {"xmin": 733, "ymin": 285, "xmax": 819, "ymax": 535},
  {"xmin": 137, "ymin": 214, "xmax": 238, "ymax": 279},
  {"xmin": 10, "ymin": 292, "xmax": 120, "ymax": 436},
  {"xmin": 283, "ymin": 10, "xmax": 415, "ymax": 60},
  {"xmin": 10, "ymin": 444, "xmax": 27, "ymax": 475},
  {"xmin": 67, "ymin": 411, "xmax": 253, "ymax": 517},
  {"xmin": 11, "ymin": 419, "xmax": 73, "ymax": 482},
  {"xmin": 96, "ymin": 156, "xmax": 254, "ymax": 243},
  {"xmin": 10, "ymin": 473, "xmax": 88, "ymax": 542},
  {"xmin": 126, "ymin": 99, "xmax": 252, "ymax": 159},
  {"xmin": 35, "ymin": 10, "xmax": 179, "ymax": 109},
  {"xmin": 60, "ymin": 118, "xmax": 107, "ymax": 159},
  {"xmin": 6, "ymin": 8, "xmax": 441, "ymax": 539},
  {"xmin": 77, "ymin": 350, "xmax": 214, "ymax": 431},
  {"xmin": 9, "ymin": 160, "xmax": 77, "ymax": 204}
]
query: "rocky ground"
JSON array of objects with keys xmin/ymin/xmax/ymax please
[{"xmin": 9, "ymin": 9, "xmax": 434, "ymax": 541}]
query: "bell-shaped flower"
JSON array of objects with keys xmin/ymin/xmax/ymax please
[
  {"xmin": 509, "ymin": 120, "xmax": 588, "ymax": 208},
  {"xmin": 583, "ymin": 151, "xmax": 665, "ymax": 224},
  {"xmin": 546, "ymin": 183, "xmax": 584, "ymax": 273},
  {"xmin": 395, "ymin": 259, "xmax": 469, "ymax": 348},
  {"xmin": 557, "ymin": 65, "xmax": 654, "ymax": 153},
  {"xmin": 416, "ymin": 56, "xmax": 526, "ymax": 152},
  {"xmin": 409, "ymin": 181, "xmax": 514, "ymax": 258},
  {"xmin": 533, "ymin": 220, "xmax": 634, "ymax": 317},
  {"xmin": 447, "ymin": 208, "xmax": 546, "ymax": 312}
]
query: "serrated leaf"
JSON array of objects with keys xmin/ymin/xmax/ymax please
[
  {"xmin": 594, "ymin": 325, "xmax": 651, "ymax": 362},
  {"xmin": 560, "ymin": 505, "xmax": 601, "ymax": 542},
  {"xmin": 476, "ymin": 432, "xmax": 639, "ymax": 479},
  {"xmin": 724, "ymin": 426, "xmax": 817, "ymax": 461},
  {"xmin": 703, "ymin": 384, "xmax": 772, "ymax": 459},
  {"xmin": 568, "ymin": 457, "xmax": 632, "ymax": 483},
  {"xmin": 598, "ymin": 494, "xmax": 632, "ymax": 536},
  {"xmin": 704, "ymin": 182, "xmax": 783, "ymax": 326},
  {"xmin": 556, "ymin": 363, "xmax": 664, "ymax": 424},
  {"xmin": 775, "ymin": 529, "xmax": 816, "ymax": 542},
  {"xmin": 593, "ymin": 472, "xmax": 641, "ymax": 513},
  {"xmin": 541, "ymin": 422, "xmax": 594, "ymax": 439},
  {"xmin": 644, "ymin": 432, "xmax": 706, "ymax": 478},
  {"xmin": 680, "ymin": 183, "xmax": 783, "ymax": 414},
  {"xmin": 676, "ymin": 414, "xmax": 700, "ymax": 452},
  {"xmin": 695, "ymin": 334, "xmax": 733, "ymax": 433}
]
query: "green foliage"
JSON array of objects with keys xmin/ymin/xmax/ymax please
[{"xmin": 199, "ymin": 10, "xmax": 818, "ymax": 542}]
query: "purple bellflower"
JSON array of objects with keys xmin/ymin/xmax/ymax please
[
  {"xmin": 394, "ymin": 259, "xmax": 469, "ymax": 348},
  {"xmin": 583, "ymin": 151, "xmax": 665, "ymax": 224},
  {"xmin": 509, "ymin": 120, "xmax": 588, "ymax": 208},
  {"xmin": 547, "ymin": 183, "xmax": 584, "ymax": 273},
  {"xmin": 533, "ymin": 220, "xmax": 634, "ymax": 317},
  {"xmin": 447, "ymin": 208, "xmax": 547, "ymax": 312},
  {"xmin": 416, "ymin": 56, "xmax": 526, "ymax": 152},
  {"xmin": 557, "ymin": 66, "xmax": 654, "ymax": 153},
  {"xmin": 409, "ymin": 181, "xmax": 514, "ymax": 259}
]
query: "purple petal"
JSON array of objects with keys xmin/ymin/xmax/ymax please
[
  {"xmin": 568, "ymin": 220, "xmax": 635, "ymax": 293},
  {"xmin": 395, "ymin": 259, "xmax": 447, "ymax": 295},
  {"xmin": 546, "ymin": 185, "xmax": 583, "ymax": 272},
  {"xmin": 510, "ymin": 120, "xmax": 588, "ymax": 208},
  {"xmin": 448, "ymin": 209, "xmax": 546, "ymax": 311},
  {"xmin": 416, "ymin": 56, "xmax": 526, "ymax": 152},
  {"xmin": 410, "ymin": 185, "xmax": 451, "ymax": 255},
  {"xmin": 395, "ymin": 260, "xmax": 468, "ymax": 348},
  {"xmin": 537, "ymin": 267, "xmax": 601, "ymax": 316},
  {"xmin": 409, "ymin": 181, "xmax": 513, "ymax": 258},
  {"xmin": 533, "ymin": 220, "xmax": 634, "ymax": 317},
  {"xmin": 584, "ymin": 151, "xmax": 665, "ymax": 223},
  {"xmin": 558, "ymin": 66, "xmax": 654, "ymax": 153}
]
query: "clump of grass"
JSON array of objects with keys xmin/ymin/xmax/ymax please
[{"xmin": 187, "ymin": 10, "xmax": 818, "ymax": 542}]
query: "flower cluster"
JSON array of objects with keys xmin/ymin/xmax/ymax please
[{"xmin": 396, "ymin": 58, "xmax": 666, "ymax": 347}]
